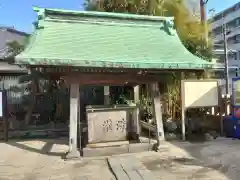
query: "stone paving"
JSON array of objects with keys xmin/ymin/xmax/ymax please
[
  {"xmin": 0, "ymin": 138, "xmax": 239, "ymax": 180},
  {"xmin": 135, "ymin": 143, "xmax": 229, "ymax": 180},
  {"xmin": 0, "ymin": 139, "xmax": 115, "ymax": 180}
]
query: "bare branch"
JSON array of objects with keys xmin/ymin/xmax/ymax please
[{"xmin": 203, "ymin": 0, "xmax": 209, "ymax": 4}]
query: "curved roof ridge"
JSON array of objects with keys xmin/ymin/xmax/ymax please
[
  {"xmin": 44, "ymin": 17, "xmax": 168, "ymax": 29},
  {"xmin": 33, "ymin": 6, "xmax": 174, "ymax": 22}
]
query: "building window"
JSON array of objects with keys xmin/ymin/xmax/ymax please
[
  {"xmin": 236, "ymin": 34, "xmax": 240, "ymax": 43},
  {"xmin": 228, "ymin": 36, "xmax": 235, "ymax": 44},
  {"xmin": 212, "ymin": 26, "xmax": 222, "ymax": 36},
  {"xmin": 229, "ymin": 52, "xmax": 237, "ymax": 60},
  {"xmin": 227, "ymin": 19, "xmax": 237, "ymax": 30},
  {"xmin": 237, "ymin": 18, "xmax": 240, "ymax": 27},
  {"xmin": 214, "ymin": 71, "xmax": 224, "ymax": 79}
]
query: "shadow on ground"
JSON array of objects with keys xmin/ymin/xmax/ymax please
[
  {"xmin": 143, "ymin": 155, "xmax": 230, "ymax": 179},
  {"xmin": 4, "ymin": 138, "xmax": 68, "ymax": 158},
  {"xmin": 2, "ymin": 135, "xmax": 238, "ymax": 179},
  {"xmin": 144, "ymin": 139, "xmax": 236, "ymax": 180}
]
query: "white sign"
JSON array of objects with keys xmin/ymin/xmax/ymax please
[
  {"xmin": 181, "ymin": 80, "xmax": 219, "ymax": 108},
  {"xmin": 0, "ymin": 92, "xmax": 2, "ymax": 117}
]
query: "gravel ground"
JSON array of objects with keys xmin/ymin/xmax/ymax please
[{"xmin": 0, "ymin": 138, "xmax": 239, "ymax": 180}]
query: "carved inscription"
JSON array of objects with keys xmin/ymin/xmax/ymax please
[
  {"xmin": 116, "ymin": 118, "xmax": 126, "ymax": 132},
  {"xmin": 101, "ymin": 118, "xmax": 127, "ymax": 133},
  {"xmin": 102, "ymin": 119, "xmax": 113, "ymax": 132}
]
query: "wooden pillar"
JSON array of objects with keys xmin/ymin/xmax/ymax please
[
  {"xmin": 181, "ymin": 72, "xmax": 186, "ymax": 140},
  {"xmin": 133, "ymin": 85, "xmax": 140, "ymax": 137},
  {"xmin": 150, "ymin": 82, "xmax": 165, "ymax": 151},
  {"xmin": 65, "ymin": 83, "xmax": 80, "ymax": 159},
  {"xmin": 104, "ymin": 86, "xmax": 110, "ymax": 105},
  {"xmin": 181, "ymin": 108, "xmax": 186, "ymax": 141}
]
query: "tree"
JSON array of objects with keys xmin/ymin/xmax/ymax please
[
  {"xmin": 6, "ymin": 38, "xmax": 28, "ymax": 63},
  {"xmin": 7, "ymin": 39, "xmax": 49, "ymax": 126},
  {"xmin": 84, "ymin": 0, "xmax": 213, "ymax": 122},
  {"xmin": 7, "ymin": 41, "xmax": 25, "ymax": 57},
  {"xmin": 84, "ymin": 0, "xmax": 212, "ymax": 59},
  {"xmin": 7, "ymin": 40, "xmax": 69, "ymax": 127}
]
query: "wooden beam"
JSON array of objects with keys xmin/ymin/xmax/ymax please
[
  {"xmin": 36, "ymin": 65, "xmax": 205, "ymax": 74},
  {"xmin": 181, "ymin": 72, "xmax": 186, "ymax": 140},
  {"xmin": 63, "ymin": 73, "xmax": 160, "ymax": 85}
]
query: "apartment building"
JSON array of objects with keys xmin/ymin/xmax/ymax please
[{"xmin": 210, "ymin": 2, "xmax": 240, "ymax": 94}]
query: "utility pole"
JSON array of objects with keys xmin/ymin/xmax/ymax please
[
  {"xmin": 223, "ymin": 22, "xmax": 229, "ymax": 96},
  {"xmin": 200, "ymin": 0, "xmax": 209, "ymax": 45},
  {"xmin": 222, "ymin": 15, "xmax": 230, "ymax": 116}
]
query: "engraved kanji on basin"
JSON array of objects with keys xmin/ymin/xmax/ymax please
[{"xmin": 86, "ymin": 105, "xmax": 137, "ymax": 144}]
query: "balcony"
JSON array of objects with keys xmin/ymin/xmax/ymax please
[
  {"xmin": 227, "ymin": 42, "xmax": 240, "ymax": 52},
  {"xmin": 213, "ymin": 26, "xmax": 240, "ymax": 42},
  {"xmin": 211, "ymin": 9, "xmax": 240, "ymax": 29},
  {"xmin": 212, "ymin": 50, "xmax": 239, "ymax": 69}
]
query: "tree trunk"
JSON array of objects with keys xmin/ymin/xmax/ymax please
[
  {"xmin": 24, "ymin": 81, "xmax": 37, "ymax": 126},
  {"xmin": 148, "ymin": 0, "xmax": 155, "ymax": 15},
  {"xmin": 24, "ymin": 69, "xmax": 39, "ymax": 126}
]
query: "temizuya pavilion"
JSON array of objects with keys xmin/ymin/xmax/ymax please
[{"xmin": 15, "ymin": 7, "xmax": 212, "ymax": 158}]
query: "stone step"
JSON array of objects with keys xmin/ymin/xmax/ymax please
[{"xmin": 83, "ymin": 142, "xmax": 154, "ymax": 157}]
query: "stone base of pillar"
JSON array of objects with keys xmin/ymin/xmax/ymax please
[
  {"xmin": 152, "ymin": 140, "xmax": 167, "ymax": 152},
  {"xmin": 152, "ymin": 141, "xmax": 160, "ymax": 152},
  {"xmin": 64, "ymin": 149, "xmax": 81, "ymax": 159}
]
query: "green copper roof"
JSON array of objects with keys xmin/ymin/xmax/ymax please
[{"xmin": 15, "ymin": 7, "xmax": 212, "ymax": 70}]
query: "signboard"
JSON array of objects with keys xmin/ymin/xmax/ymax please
[
  {"xmin": 232, "ymin": 77, "xmax": 240, "ymax": 107},
  {"xmin": 180, "ymin": 80, "xmax": 219, "ymax": 140},
  {"xmin": 181, "ymin": 80, "xmax": 219, "ymax": 109},
  {"xmin": 0, "ymin": 90, "xmax": 7, "ymax": 118}
]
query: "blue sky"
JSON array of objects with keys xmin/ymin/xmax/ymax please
[{"xmin": 0, "ymin": 0, "xmax": 239, "ymax": 33}]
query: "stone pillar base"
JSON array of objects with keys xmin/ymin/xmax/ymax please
[
  {"xmin": 153, "ymin": 140, "xmax": 167, "ymax": 152},
  {"xmin": 64, "ymin": 149, "xmax": 81, "ymax": 159}
]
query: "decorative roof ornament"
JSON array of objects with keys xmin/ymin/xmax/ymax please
[
  {"xmin": 33, "ymin": 7, "xmax": 46, "ymax": 20},
  {"xmin": 33, "ymin": 7, "xmax": 45, "ymax": 29},
  {"xmin": 163, "ymin": 19, "xmax": 176, "ymax": 36}
]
